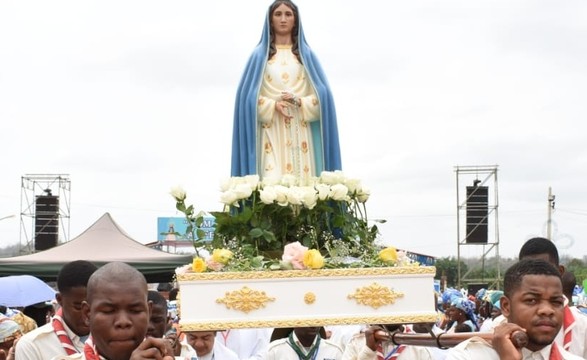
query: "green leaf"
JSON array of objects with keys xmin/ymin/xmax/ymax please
[{"xmin": 249, "ymin": 228, "xmax": 264, "ymax": 238}]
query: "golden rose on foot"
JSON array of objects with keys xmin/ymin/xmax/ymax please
[{"xmin": 303, "ymin": 249, "xmax": 325, "ymax": 269}]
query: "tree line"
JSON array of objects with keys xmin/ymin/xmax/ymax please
[{"xmin": 435, "ymin": 255, "xmax": 587, "ymax": 290}]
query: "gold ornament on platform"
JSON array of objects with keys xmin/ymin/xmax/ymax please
[
  {"xmin": 304, "ymin": 292, "xmax": 316, "ymax": 304},
  {"xmin": 216, "ymin": 286, "xmax": 275, "ymax": 313},
  {"xmin": 347, "ymin": 282, "xmax": 404, "ymax": 309}
]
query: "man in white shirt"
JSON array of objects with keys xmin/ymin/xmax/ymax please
[
  {"xmin": 447, "ymin": 258, "xmax": 583, "ymax": 360},
  {"xmin": 15, "ymin": 260, "xmax": 98, "ymax": 360},
  {"xmin": 519, "ymin": 237, "xmax": 587, "ymax": 358},
  {"xmin": 266, "ymin": 327, "xmax": 343, "ymax": 360},
  {"xmin": 342, "ymin": 324, "xmax": 407, "ymax": 360},
  {"xmin": 186, "ymin": 331, "xmax": 238, "ymax": 360},
  {"xmin": 146, "ymin": 290, "xmax": 196, "ymax": 358},
  {"xmin": 215, "ymin": 328, "xmax": 272, "ymax": 359}
]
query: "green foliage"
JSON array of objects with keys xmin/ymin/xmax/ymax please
[
  {"xmin": 210, "ymin": 174, "xmax": 379, "ymax": 259},
  {"xmin": 434, "ymin": 257, "xmax": 468, "ymax": 288}
]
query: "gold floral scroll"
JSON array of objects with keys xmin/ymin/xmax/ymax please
[
  {"xmin": 347, "ymin": 282, "xmax": 404, "ymax": 309},
  {"xmin": 304, "ymin": 292, "xmax": 316, "ymax": 304},
  {"xmin": 216, "ymin": 286, "xmax": 275, "ymax": 313}
]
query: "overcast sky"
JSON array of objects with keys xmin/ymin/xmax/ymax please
[{"xmin": 1, "ymin": 0, "xmax": 586, "ymax": 261}]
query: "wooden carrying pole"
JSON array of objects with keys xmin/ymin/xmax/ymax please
[{"xmin": 375, "ymin": 330, "xmax": 528, "ymax": 349}]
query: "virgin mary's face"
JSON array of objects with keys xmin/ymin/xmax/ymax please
[{"xmin": 271, "ymin": 3, "xmax": 295, "ymax": 37}]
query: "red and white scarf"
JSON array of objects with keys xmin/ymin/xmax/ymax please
[
  {"xmin": 549, "ymin": 342, "xmax": 564, "ymax": 360},
  {"xmin": 375, "ymin": 327, "xmax": 410, "ymax": 360},
  {"xmin": 83, "ymin": 336, "xmax": 100, "ymax": 360},
  {"xmin": 562, "ymin": 305, "xmax": 576, "ymax": 351},
  {"xmin": 52, "ymin": 308, "xmax": 78, "ymax": 355}
]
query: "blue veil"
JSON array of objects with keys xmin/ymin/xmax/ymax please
[{"xmin": 230, "ymin": 1, "xmax": 342, "ymax": 177}]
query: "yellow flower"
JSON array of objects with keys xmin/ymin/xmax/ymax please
[
  {"xmin": 379, "ymin": 246, "xmax": 398, "ymax": 264},
  {"xmin": 303, "ymin": 249, "xmax": 325, "ymax": 269},
  {"xmin": 192, "ymin": 257, "xmax": 207, "ymax": 272},
  {"xmin": 212, "ymin": 248, "xmax": 233, "ymax": 265}
]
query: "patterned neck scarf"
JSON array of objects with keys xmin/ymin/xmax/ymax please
[
  {"xmin": 562, "ymin": 305, "xmax": 576, "ymax": 351},
  {"xmin": 287, "ymin": 331, "xmax": 321, "ymax": 360},
  {"xmin": 51, "ymin": 308, "xmax": 78, "ymax": 355},
  {"xmin": 83, "ymin": 336, "xmax": 100, "ymax": 360},
  {"xmin": 549, "ymin": 342, "xmax": 563, "ymax": 360}
]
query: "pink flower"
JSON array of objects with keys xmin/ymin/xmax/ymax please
[
  {"xmin": 175, "ymin": 264, "xmax": 191, "ymax": 275},
  {"xmin": 206, "ymin": 258, "xmax": 225, "ymax": 271},
  {"xmin": 282, "ymin": 241, "xmax": 308, "ymax": 270}
]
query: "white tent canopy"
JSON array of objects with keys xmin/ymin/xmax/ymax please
[{"xmin": 0, "ymin": 213, "xmax": 192, "ymax": 282}]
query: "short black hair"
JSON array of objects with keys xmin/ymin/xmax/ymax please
[
  {"xmin": 157, "ymin": 282, "xmax": 173, "ymax": 292},
  {"xmin": 169, "ymin": 288, "xmax": 179, "ymax": 301},
  {"xmin": 148, "ymin": 290, "xmax": 167, "ymax": 308},
  {"xmin": 454, "ymin": 323, "xmax": 473, "ymax": 333},
  {"xmin": 504, "ymin": 258, "xmax": 561, "ymax": 298},
  {"xmin": 518, "ymin": 237, "xmax": 559, "ymax": 266},
  {"xmin": 57, "ymin": 260, "xmax": 98, "ymax": 293},
  {"xmin": 562, "ymin": 271, "xmax": 577, "ymax": 300}
]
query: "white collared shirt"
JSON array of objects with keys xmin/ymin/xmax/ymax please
[
  {"xmin": 446, "ymin": 336, "xmax": 584, "ymax": 360},
  {"xmin": 554, "ymin": 305, "xmax": 587, "ymax": 358},
  {"xmin": 266, "ymin": 331, "xmax": 343, "ymax": 360},
  {"xmin": 15, "ymin": 321, "xmax": 85, "ymax": 360}
]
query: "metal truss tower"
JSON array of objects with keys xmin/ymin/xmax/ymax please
[
  {"xmin": 455, "ymin": 165, "xmax": 500, "ymax": 290},
  {"xmin": 20, "ymin": 174, "xmax": 71, "ymax": 254}
]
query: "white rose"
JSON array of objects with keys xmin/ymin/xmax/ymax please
[
  {"xmin": 274, "ymin": 185, "xmax": 289, "ymax": 206},
  {"xmin": 259, "ymin": 186, "xmax": 277, "ymax": 204},
  {"xmin": 220, "ymin": 190, "xmax": 239, "ymax": 206},
  {"xmin": 356, "ymin": 186, "xmax": 371, "ymax": 203},
  {"xmin": 300, "ymin": 186, "xmax": 318, "ymax": 209},
  {"xmin": 243, "ymin": 174, "xmax": 260, "ymax": 190},
  {"xmin": 319, "ymin": 171, "xmax": 336, "ymax": 185},
  {"xmin": 345, "ymin": 178, "xmax": 361, "ymax": 194},
  {"xmin": 170, "ymin": 186, "xmax": 187, "ymax": 201},
  {"xmin": 219, "ymin": 178, "xmax": 232, "ymax": 192},
  {"xmin": 281, "ymin": 174, "xmax": 298, "ymax": 187},
  {"xmin": 304, "ymin": 176, "xmax": 320, "ymax": 187},
  {"xmin": 330, "ymin": 183, "xmax": 349, "ymax": 201},
  {"xmin": 262, "ymin": 175, "xmax": 280, "ymax": 187},
  {"xmin": 315, "ymin": 183, "xmax": 331, "ymax": 201},
  {"xmin": 233, "ymin": 183, "xmax": 254, "ymax": 201},
  {"xmin": 320, "ymin": 170, "xmax": 345, "ymax": 185},
  {"xmin": 287, "ymin": 187, "xmax": 304, "ymax": 206}
]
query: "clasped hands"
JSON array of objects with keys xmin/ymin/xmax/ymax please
[
  {"xmin": 129, "ymin": 337, "xmax": 176, "ymax": 360},
  {"xmin": 275, "ymin": 91, "xmax": 300, "ymax": 119}
]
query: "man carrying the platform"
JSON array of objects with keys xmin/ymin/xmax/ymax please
[
  {"xmin": 266, "ymin": 326, "xmax": 343, "ymax": 360},
  {"xmin": 517, "ymin": 237, "xmax": 587, "ymax": 358},
  {"xmin": 185, "ymin": 330, "xmax": 238, "ymax": 360},
  {"xmin": 146, "ymin": 290, "xmax": 196, "ymax": 358},
  {"xmin": 342, "ymin": 324, "xmax": 425, "ymax": 360},
  {"xmin": 446, "ymin": 258, "xmax": 583, "ymax": 359},
  {"xmin": 62, "ymin": 262, "xmax": 175, "ymax": 360},
  {"xmin": 15, "ymin": 260, "xmax": 97, "ymax": 359}
]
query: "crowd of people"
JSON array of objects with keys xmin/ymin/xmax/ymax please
[{"xmin": 0, "ymin": 237, "xmax": 586, "ymax": 360}]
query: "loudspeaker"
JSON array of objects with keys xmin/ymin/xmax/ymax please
[
  {"xmin": 35, "ymin": 195, "xmax": 59, "ymax": 251},
  {"xmin": 466, "ymin": 185, "xmax": 488, "ymax": 243}
]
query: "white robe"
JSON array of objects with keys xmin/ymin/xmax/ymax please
[
  {"xmin": 257, "ymin": 45, "xmax": 320, "ymax": 180},
  {"xmin": 446, "ymin": 336, "xmax": 584, "ymax": 360},
  {"xmin": 215, "ymin": 328, "xmax": 271, "ymax": 360}
]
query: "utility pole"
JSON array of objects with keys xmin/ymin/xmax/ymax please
[{"xmin": 547, "ymin": 187, "xmax": 555, "ymax": 241}]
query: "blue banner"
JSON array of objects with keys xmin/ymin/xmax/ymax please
[{"xmin": 157, "ymin": 216, "xmax": 215, "ymax": 242}]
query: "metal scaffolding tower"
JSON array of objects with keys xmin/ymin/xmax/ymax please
[
  {"xmin": 455, "ymin": 165, "xmax": 500, "ymax": 290},
  {"xmin": 20, "ymin": 174, "xmax": 71, "ymax": 254}
]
